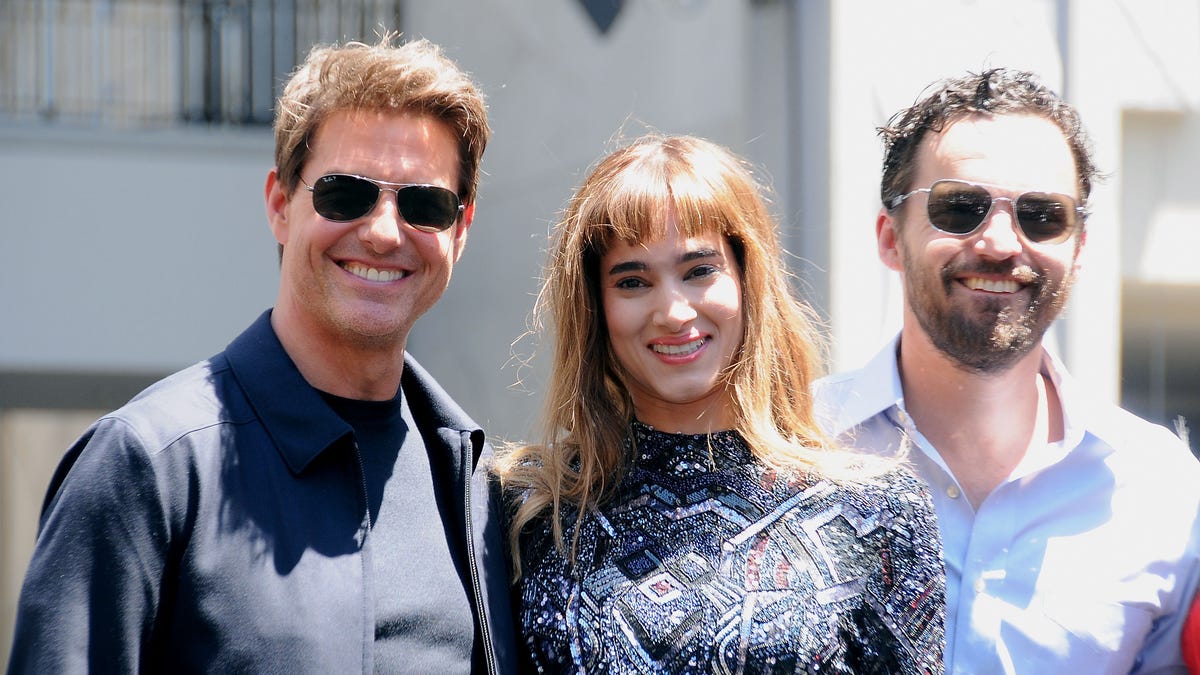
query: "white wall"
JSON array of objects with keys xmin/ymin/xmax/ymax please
[{"xmin": 0, "ymin": 127, "xmax": 278, "ymax": 373}]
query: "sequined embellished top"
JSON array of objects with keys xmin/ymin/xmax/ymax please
[{"xmin": 516, "ymin": 421, "xmax": 945, "ymax": 674}]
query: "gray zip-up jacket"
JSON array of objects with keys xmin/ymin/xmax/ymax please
[{"xmin": 7, "ymin": 310, "xmax": 517, "ymax": 674}]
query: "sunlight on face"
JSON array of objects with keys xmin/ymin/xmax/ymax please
[{"xmin": 600, "ymin": 217, "xmax": 743, "ymax": 432}]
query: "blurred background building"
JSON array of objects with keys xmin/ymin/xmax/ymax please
[{"xmin": 2, "ymin": 0, "xmax": 1198, "ymax": 660}]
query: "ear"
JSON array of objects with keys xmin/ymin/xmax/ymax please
[
  {"xmin": 877, "ymin": 208, "xmax": 904, "ymax": 272},
  {"xmin": 265, "ymin": 167, "xmax": 290, "ymax": 246},
  {"xmin": 451, "ymin": 201, "xmax": 475, "ymax": 262}
]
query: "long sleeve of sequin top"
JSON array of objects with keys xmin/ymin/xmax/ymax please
[{"xmin": 516, "ymin": 421, "xmax": 946, "ymax": 674}]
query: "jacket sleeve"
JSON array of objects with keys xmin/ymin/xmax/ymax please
[
  {"xmin": 7, "ymin": 416, "xmax": 171, "ymax": 674},
  {"xmin": 1130, "ymin": 524, "xmax": 1200, "ymax": 674},
  {"xmin": 1127, "ymin": 426, "xmax": 1200, "ymax": 675}
]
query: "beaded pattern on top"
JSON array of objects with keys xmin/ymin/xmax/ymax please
[{"xmin": 518, "ymin": 421, "xmax": 945, "ymax": 674}]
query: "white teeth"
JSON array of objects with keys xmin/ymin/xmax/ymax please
[
  {"xmin": 344, "ymin": 262, "xmax": 404, "ymax": 282},
  {"xmin": 652, "ymin": 338, "xmax": 705, "ymax": 356},
  {"xmin": 964, "ymin": 277, "xmax": 1019, "ymax": 293}
]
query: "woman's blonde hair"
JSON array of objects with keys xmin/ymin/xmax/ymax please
[{"xmin": 496, "ymin": 134, "xmax": 875, "ymax": 576}]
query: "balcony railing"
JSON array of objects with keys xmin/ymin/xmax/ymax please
[{"xmin": 0, "ymin": 0, "xmax": 404, "ymax": 128}]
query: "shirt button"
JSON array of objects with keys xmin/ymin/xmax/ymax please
[
  {"xmin": 946, "ymin": 484, "xmax": 961, "ymax": 499},
  {"xmin": 974, "ymin": 578, "xmax": 986, "ymax": 593}
]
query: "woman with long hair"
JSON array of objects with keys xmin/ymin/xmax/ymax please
[{"xmin": 496, "ymin": 134, "xmax": 945, "ymax": 673}]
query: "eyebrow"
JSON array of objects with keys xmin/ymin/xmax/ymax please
[{"xmin": 606, "ymin": 248, "xmax": 720, "ymax": 276}]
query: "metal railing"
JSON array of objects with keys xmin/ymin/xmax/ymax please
[{"xmin": 0, "ymin": 0, "xmax": 403, "ymax": 128}]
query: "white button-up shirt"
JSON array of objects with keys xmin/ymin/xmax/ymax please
[{"xmin": 815, "ymin": 336, "xmax": 1200, "ymax": 674}]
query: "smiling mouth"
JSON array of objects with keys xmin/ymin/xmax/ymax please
[
  {"xmin": 342, "ymin": 262, "xmax": 406, "ymax": 282},
  {"xmin": 652, "ymin": 338, "xmax": 706, "ymax": 356},
  {"xmin": 962, "ymin": 277, "xmax": 1020, "ymax": 293}
]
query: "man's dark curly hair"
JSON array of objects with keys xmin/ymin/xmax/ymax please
[{"xmin": 879, "ymin": 68, "xmax": 1098, "ymax": 211}]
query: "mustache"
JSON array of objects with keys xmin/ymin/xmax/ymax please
[{"xmin": 942, "ymin": 260, "xmax": 1040, "ymax": 284}]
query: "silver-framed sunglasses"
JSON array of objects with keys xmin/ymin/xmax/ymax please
[
  {"xmin": 301, "ymin": 173, "xmax": 464, "ymax": 233},
  {"xmin": 888, "ymin": 178, "xmax": 1086, "ymax": 245}
]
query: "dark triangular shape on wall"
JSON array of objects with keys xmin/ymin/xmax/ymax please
[{"xmin": 578, "ymin": 0, "xmax": 623, "ymax": 34}]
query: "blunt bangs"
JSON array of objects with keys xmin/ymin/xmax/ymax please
[{"xmin": 579, "ymin": 149, "xmax": 737, "ymax": 258}]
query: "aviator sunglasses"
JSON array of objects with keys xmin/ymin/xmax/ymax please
[
  {"xmin": 889, "ymin": 179, "xmax": 1086, "ymax": 245},
  {"xmin": 302, "ymin": 173, "xmax": 464, "ymax": 232}
]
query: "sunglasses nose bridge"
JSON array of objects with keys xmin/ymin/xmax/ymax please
[
  {"xmin": 986, "ymin": 193, "xmax": 1017, "ymax": 217},
  {"xmin": 373, "ymin": 185, "xmax": 421, "ymax": 228},
  {"xmin": 376, "ymin": 185, "xmax": 444, "ymax": 233},
  {"xmin": 357, "ymin": 187, "xmax": 412, "ymax": 247},
  {"xmin": 972, "ymin": 194, "xmax": 1026, "ymax": 254}
]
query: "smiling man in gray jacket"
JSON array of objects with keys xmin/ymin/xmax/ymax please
[{"xmin": 8, "ymin": 36, "xmax": 516, "ymax": 674}]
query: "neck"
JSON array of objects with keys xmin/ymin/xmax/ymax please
[
  {"xmin": 897, "ymin": 323, "xmax": 1063, "ymax": 508},
  {"xmin": 271, "ymin": 304, "xmax": 407, "ymax": 401},
  {"xmin": 632, "ymin": 394, "xmax": 735, "ymax": 435}
]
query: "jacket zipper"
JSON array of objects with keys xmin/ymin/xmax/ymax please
[
  {"xmin": 353, "ymin": 441, "xmax": 373, "ymax": 533},
  {"xmin": 353, "ymin": 442, "xmax": 372, "ymax": 675},
  {"xmin": 358, "ymin": 439, "xmax": 494, "ymax": 673},
  {"xmin": 463, "ymin": 440, "xmax": 497, "ymax": 675}
]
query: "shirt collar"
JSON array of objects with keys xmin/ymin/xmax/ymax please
[
  {"xmin": 815, "ymin": 334, "xmax": 905, "ymax": 437},
  {"xmin": 823, "ymin": 332, "xmax": 1097, "ymax": 453},
  {"xmin": 1037, "ymin": 346, "xmax": 1090, "ymax": 452}
]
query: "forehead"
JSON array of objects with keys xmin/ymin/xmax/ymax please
[
  {"xmin": 914, "ymin": 114, "xmax": 1079, "ymax": 196},
  {"xmin": 306, "ymin": 109, "xmax": 460, "ymax": 183},
  {"xmin": 600, "ymin": 220, "xmax": 729, "ymax": 263}
]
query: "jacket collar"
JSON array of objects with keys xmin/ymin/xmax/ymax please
[
  {"xmin": 224, "ymin": 311, "xmax": 353, "ymax": 474},
  {"xmin": 401, "ymin": 351, "xmax": 486, "ymax": 468},
  {"xmin": 224, "ymin": 310, "xmax": 486, "ymax": 474}
]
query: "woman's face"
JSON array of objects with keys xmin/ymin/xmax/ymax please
[{"xmin": 599, "ymin": 215, "xmax": 743, "ymax": 433}]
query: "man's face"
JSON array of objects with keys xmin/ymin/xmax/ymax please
[
  {"xmin": 878, "ymin": 114, "xmax": 1084, "ymax": 373},
  {"xmin": 266, "ymin": 110, "xmax": 471, "ymax": 352}
]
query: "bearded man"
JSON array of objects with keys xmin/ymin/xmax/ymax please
[{"xmin": 816, "ymin": 68, "xmax": 1200, "ymax": 675}]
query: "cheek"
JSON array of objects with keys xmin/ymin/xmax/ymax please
[
  {"xmin": 600, "ymin": 292, "xmax": 635, "ymax": 339},
  {"xmin": 1040, "ymin": 250, "xmax": 1077, "ymax": 282},
  {"xmin": 711, "ymin": 277, "xmax": 743, "ymax": 321},
  {"xmin": 294, "ymin": 218, "xmax": 349, "ymax": 254},
  {"xmin": 424, "ymin": 233, "xmax": 461, "ymax": 265},
  {"xmin": 911, "ymin": 236, "xmax": 964, "ymax": 269}
]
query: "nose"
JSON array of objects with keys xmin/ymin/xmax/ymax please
[
  {"xmin": 357, "ymin": 193, "xmax": 407, "ymax": 253},
  {"xmin": 973, "ymin": 198, "xmax": 1023, "ymax": 259},
  {"xmin": 653, "ymin": 285, "xmax": 698, "ymax": 331}
]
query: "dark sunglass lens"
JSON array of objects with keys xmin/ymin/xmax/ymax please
[
  {"xmin": 1015, "ymin": 193, "xmax": 1074, "ymax": 243},
  {"xmin": 927, "ymin": 183, "xmax": 992, "ymax": 235},
  {"xmin": 395, "ymin": 186, "xmax": 460, "ymax": 231},
  {"xmin": 312, "ymin": 175, "xmax": 379, "ymax": 221}
]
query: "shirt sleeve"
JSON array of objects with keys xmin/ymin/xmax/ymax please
[
  {"xmin": 1128, "ymin": 427, "xmax": 1200, "ymax": 675},
  {"xmin": 7, "ymin": 416, "xmax": 172, "ymax": 674}
]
